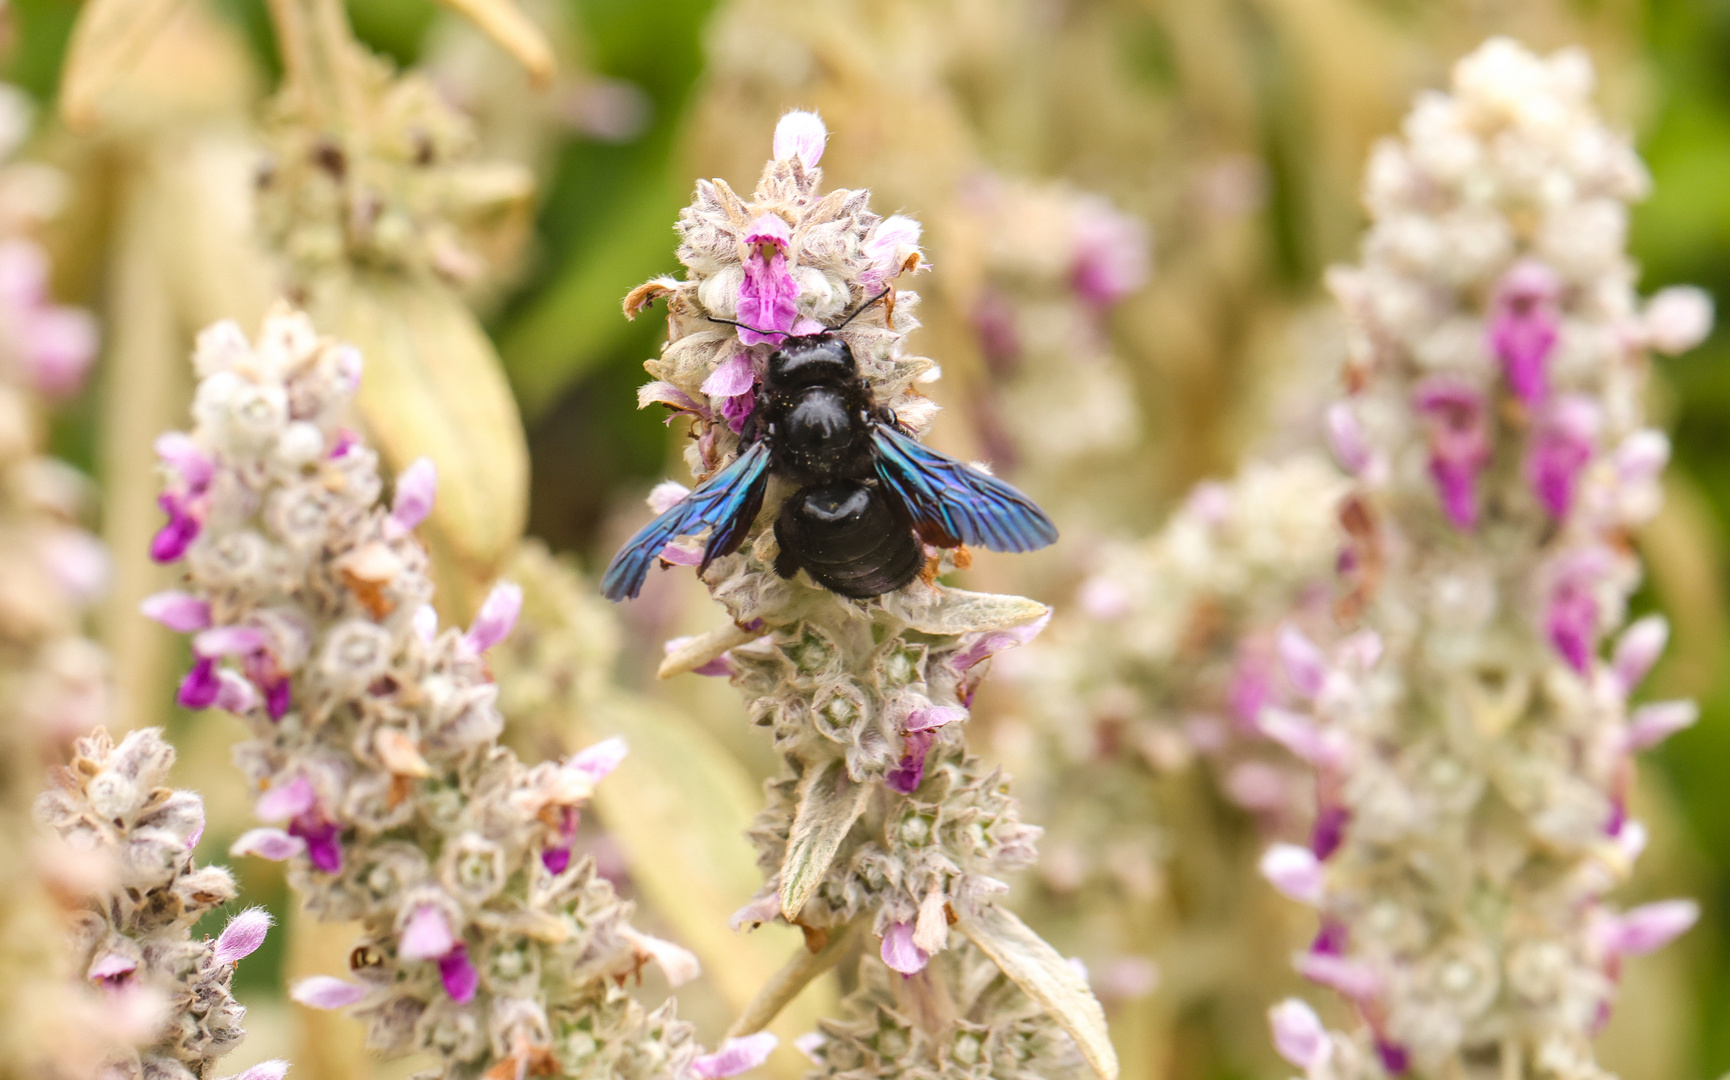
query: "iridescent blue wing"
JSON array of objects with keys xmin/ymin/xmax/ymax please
[
  {"xmin": 602, "ymin": 441, "xmax": 771, "ymax": 601},
  {"xmin": 871, "ymin": 423, "xmax": 1058, "ymax": 553}
]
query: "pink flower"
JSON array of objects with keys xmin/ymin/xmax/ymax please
[
  {"xmin": 288, "ymin": 814, "xmax": 342, "ymax": 873},
  {"xmin": 1525, "ymin": 395, "xmax": 1599, "ymax": 518},
  {"xmin": 772, "ymin": 110, "xmax": 827, "ymax": 168},
  {"xmin": 1612, "ymin": 615, "xmax": 1668, "ymax": 693},
  {"xmin": 230, "ymin": 828, "xmax": 306, "ymax": 861},
  {"xmin": 1625, "ymin": 701, "xmax": 1698, "ymax": 752},
  {"xmin": 1489, "ymin": 259, "xmax": 1563, "ymax": 405},
  {"xmin": 885, "ymin": 706, "xmax": 967, "ymax": 794},
  {"xmin": 1258, "ymin": 708, "xmax": 1347, "ymax": 770},
  {"xmin": 151, "ymin": 491, "xmax": 205, "ymax": 562},
  {"xmin": 213, "ymin": 907, "xmax": 273, "ymax": 964},
  {"xmin": 1325, "ymin": 402, "xmax": 1372, "ymax": 475},
  {"xmin": 1413, "ymin": 378, "xmax": 1492, "ymax": 530},
  {"xmin": 1599, "ymin": 899, "xmax": 1698, "ymax": 956},
  {"xmin": 222, "ymin": 1060, "xmax": 291, "ymax": 1080},
  {"xmin": 1546, "ymin": 550, "xmax": 1613, "ymax": 673},
  {"xmin": 141, "ymin": 591, "xmax": 212, "ymax": 633},
  {"xmin": 861, "ymin": 214, "xmax": 924, "ymax": 288},
  {"xmin": 737, "ymin": 214, "xmax": 798, "ymax": 346},
  {"xmin": 1642, "ymin": 286, "xmax": 1713, "ymax": 355},
  {"xmin": 1277, "ymin": 626, "xmax": 1327, "ymax": 699},
  {"xmin": 692, "ymin": 1032, "xmax": 780, "ymax": 1079},
  {"xmin": 290, "ymin": 975, "xmax": 369, "ymax": 1009},
  {"xmin": 1269, "ymin": 999, "xmax": 1331, "ymax": 1071},
  {"xmin": 880, "ymin": 920, "xmax": 929, "ymax": 975},
  {"xmin": 177, "ymin": 656, "xmax": 222, "ymax": 709},
  {"xmin": 1071, "ymin": 196, "xmax": 1150, "ymax": 309},
  {"xmin": 702, "ymin": 353, "xmax": 757, "ymax": 434},
  {"xmin": 398, "ymin": 904, "xmax": 456, "ymax": 962},
  {"xmin": 1296, "ymin": 952, "xmax": 1379, "ymax": 1000},
  {"xmin": 464, "ymin": 581, "xmax": 522, "ymax": 653},
  {"xmin": 568, "ymin": 736, "xmax": 629, "ymax": 785},
  {"xmin": 390, "ymin": 458, "xmax": 437, "ymax": 532},
  {"xmin": 1260, "ymin": 843, "xmax": 1325, "ymax": 905}
]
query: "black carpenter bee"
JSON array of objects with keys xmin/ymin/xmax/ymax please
[{"xmin": 602, "ymin": 290, "xmax": 1057, "ymax": 602}]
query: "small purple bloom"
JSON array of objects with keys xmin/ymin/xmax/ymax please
[
  {"xmin": 87, "ymin": 950, "xmax": 137, "ymax": 987},
  {"xmin": 861, "ymin": 214, "xmax": 924, "ymax": 288},
  {"xmin": 178, "ymin": 656, "xmax": 222, "ymax": 709},
  {"xmin": 1375, "ymin": 1039, "xmax": 1411, "ymax": 1075},
  {"xmin": 141, "ymin": 591, "xmax": 212, "ymax": 633},
  {"xmin": 1277, "ymin": 626, "xmax": 1327, "ymax": 699},
  {"xmin": 1526, "ymin": 395, "xmax": 1599, "ymax": 518},
  {"xmin": 568, "ymin": 736, "xmax": 629, "ymax": 785},
  {"xmin": 1311, "ymin": 919, "xmax": 1348, "ymax": 956},
  {"xmin": 541, "ymin": 845, "xmax": 572, "ymax": 875},
  {"xmin": 224, "ymin": 1060, "xmax": 291, "ymax": 1080},
  {"xmin": 880, "ymin": 920, "xmax": 929, "ymax": 975},
  {"xmin": 1489, "ymin": 259, "xmax": 1563, "ymax": 406},
  {"xmin": 215, "ymin": 670, "xmax": 261, "ymax": 714},
  {"xmin": 693, "ymin": 1033, "xmax": 780, "ymax": 1080},
  {"xmin": 151, "ymin": 492, "xmax": 203, "ymax": 562},
  {"xmin": 264, "ymin": 675, "xmax": 293, "ymax": 720},
  {"xmin": 256, "ymin": 775, "xmax": 317, "ymax": 822},
  {"xmin": 289, "ymin": 815, "xmax": 343, "ymax": 874},
  {"xmin": 213, "ymin": 907, "xmax": 273, "ymax": 964},
  {"xmin": 1625, "ymin": 701, "xmax": 1698, "ymax": 752},
  {"xmin": 885, "ymin": 729, "xmax": 937, "ymax": 795},
  {"xmin": 1413, "ymin": 378, "xmax": 1492, "ymax": 530},
  {"xmin": 1601, "ymin": 899, "xmax": 1699, "ymax": 956},
  {"xmin": 1325, "ymin": 402, "xmax": 1372, "ymax": 475},
  {"xmin": 1547, "ymin": 567, "xmax": 1603, "ymax": 674},
  {"xmin": 1258, "ymin": 708, "xmax": 1347, "ymax": 770},
  {"xmin": 1295, "ymin": 952, "xmax": 1379, "ymax": 1000},
  {"xmin": 390, "ymin": 457, "xmax": 437, "ymax": 532},
  {"xmin": 1310, "ymin": 804, "xmax": 1350, "ymax": 860},
  {"xmin": 737, "ymin": 213, "xmax": 798, "ymax": 346},
  {"xmin": 437, "ymin": 943, "xmax": 479, "ymax": 1004}
]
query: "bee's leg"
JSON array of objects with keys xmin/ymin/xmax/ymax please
[{"xmin": 772, "ymin": 511, "xmax": 801, "ymax": 580}]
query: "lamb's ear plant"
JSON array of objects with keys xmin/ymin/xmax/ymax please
[
  {"xmin": 1257, "ymin": 38, "xmax": 1712, "ymax": 1080},
  {"xmin": 38, "ymin": 728, "xmax": 283, "ymax": 1080},
  {"xmin": 618, "ymin": 110, "xmax": 1117, "ymax": 1080},
  {"xmin": 145, "ymin": 307, "xmax": 780, "ymax": 1080}
]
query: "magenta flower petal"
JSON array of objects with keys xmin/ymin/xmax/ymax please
[
  {"xmin": 87, "ymin": 951, "xmax": 138, "ymax": 985},
  {"xmin": 880, "ymin": 920, "xmax": 930, "ymax": 975},
  {"xmin": 1070, "ymin": 196, "xmax": 1150, "ymax": 309},
  {"xmin": 398, "ymin": 903, "xmax": 455, "ymax": 962},
  {"xmin": 541, "ymin": 845, "xmax": 571, "ymax": 875},
  {"xmin": 290, "ymin": 975, "xmax": 369, "ymax": 1009},
  {"xmin": 861, "ymin": 214, "xmax": 924, "ymax": 287},
  {"xmin": 213, "ymin": 907, "xmax": 273, "ymax": 964},
  {"xmin": 390, "ymin": 457, "xmax": 437, "ymax": 532},
  {"xmin": 701, "ymin": 353, "xmax": 755, "ymax": 398},
  {"xmin": 178, "ymin": 656, "xmax": 222, "ymax": 710},
  {"xmin": 214, "ymin": 670, "xmax": 261, "ymax": 714},
  {"xmin": 1489, "ymin": 259, "xmax": 1563, "ymax": 405},
  {"xmin": 1325, "ymin": 402, "xmax": 1372, "ymax": 475},
  {"xmin": 151, "ymin": 494, "xmax": 203, "ymax": 563},
  {"xmin": 719, "ymin": 385, "xmax": 756, "ymax": 433},
  {"xmin": 141, "ymin": 591, "xmax": 212, "ymax": 633},
  {"xmin": 289, "ymin": 816, "xmax": 343, "ymax": 873},
  {"xmin": 1295, "ymin": 952, "xmax": 1379, "ymax": 1000},
  {"xmin": 1413, "ymin": 378, "xmax": 1491, "ymax": 530},
  {"xmin": 692, "ymin": 1032, "xmax": 780, "ymax": 1079},
  {"xmin": 154, "ymin": 432, "xmax": 216, "ymax": 490},
  {"xmin": 885, "ymin": 729, "xmax": 936, "ymax": 795},
  {"xmin": 437, "ymin": 943, "xmax": 479, "ymax": 1004},
  {"xmin": 1526, "ymin": 395, "xmax": 1600, "ymax": 518},
  {"xmin": 464, "ymin": 581, "xmax": 522, "ymax": 653},
  {"xmin": 1547, "ymin": 578, "xmax": 1600, "ymax": 674},
  {"xmin": 195, "ymin": 624, "xmax": 268, "ymax": 657},
  {"xmin": 903, "ymin": 705, "xmax": 967, "ymax": 732},
  {"xmin": 230, "ymin": 827, "xmax": 306, "ymax": 861},
  {"xmin": 1277, "ymin": 626, "xmax": 1327, "ymax": 699},
  {"xmin": 1258, "ymin": 708, "xmax": 1347, "ymax": 770},
  {"xmin": 737, "ymin": 217, "xmax": 799, "ymax": 347}
]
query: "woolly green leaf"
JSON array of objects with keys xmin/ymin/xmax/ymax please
[
  {"xmin": 956, "ymin": 903, "xmax": 1119, "ymax": 1080},
  {"xmin": 780, "ymin": 757, "xmax": 869, "ymax": 921},
  {"xmin": 884, "ymin": 587, "xmax": 1048, "ymax": 637}
]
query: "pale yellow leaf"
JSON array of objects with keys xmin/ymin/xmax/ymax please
[{"xmin": 780, "ymin": 757, "xmax": 869, "ymax": 921}]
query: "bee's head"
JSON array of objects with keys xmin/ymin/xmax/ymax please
[{"xmin": 767, "ymin": 333, "xmax": 856, "ymax": 388}]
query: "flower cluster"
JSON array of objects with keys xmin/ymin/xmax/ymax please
[
  {"xmin": 1013, "ymin": 456, "xmax": 1345, "ymax": 919},
  {"xmin": 625, "ymin": 111, "xmax": 1114, "ymax": 1079},
  {"xmin": 35, "ymin": 727, "xmax": 281, "ymax": 1080},
  {"xmin": 146, "ymin": 308, "xmax": 708, "ymax": 1080},
  {"xmin": 257, "ymin": 58, "xmax": 534, "ymax": 290},
  {"xmin": 957, "ymin": 177, "xmax": 1147, "ymax": 506},
  {"xmin": 1262, "ymin": 39, "xmax": 1708, "ymax": 1080}
]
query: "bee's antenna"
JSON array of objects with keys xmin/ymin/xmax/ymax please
[
  {"xmin": 832, "ymin": 287, "xmax": 894, "ymax": 331},
  {"xmin": 706, "ymin": 314, "xmax": 781, "ymax": 338}
]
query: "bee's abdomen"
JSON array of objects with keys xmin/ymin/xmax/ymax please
[{"xmin": 774, "ymin": 481, "xmax": 924, "ymax": 599}]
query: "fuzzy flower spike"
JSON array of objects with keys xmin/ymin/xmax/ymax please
[
  {"xmin": 623, "ymin": 111, "xmax": 1116, "ymax": 1080},
  {"xmin": 36, "ymin": 728, "xmax": 273, "ymax": 1079},
  {"xmin": 149, "ymin": 308, "xmax": 706, "ymax": 1079},
  {"xmin": 1266, "ymin": 38, "xmax": 1710, "ymax": 1080}
]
